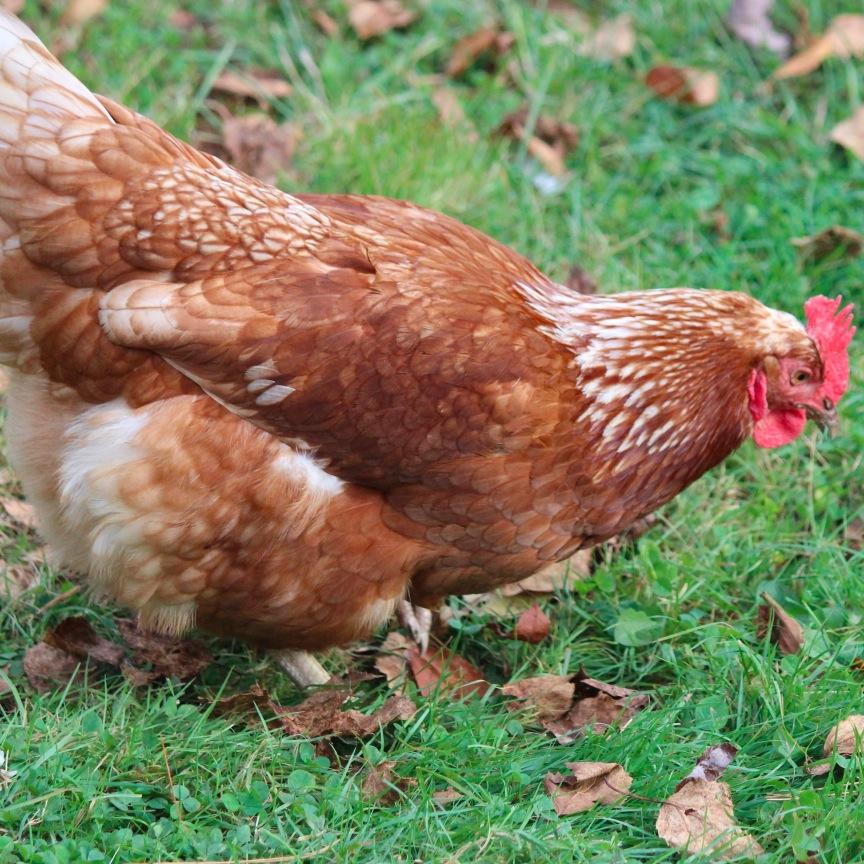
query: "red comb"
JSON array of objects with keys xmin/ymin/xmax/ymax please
[{"xmin": 804, "ymin": 295, "xmax": 855, "ymax": 403}]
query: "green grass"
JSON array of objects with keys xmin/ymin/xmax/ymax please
[{"xmin": 1, "ymin": 0, "xmax": 863, "ymax": 861}]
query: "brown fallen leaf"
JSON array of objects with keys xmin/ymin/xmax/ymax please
[
  {"xmin": 0, "ymin": 497, "xmax": 37, "ymax": 531},
  {"xmin": 60, "ymin": 0, "xmax": 107, "ymax": 26},
  {"xmin": 347, "ymin": 0, "xmax": 416, "ymax": 41},
  {"xmin": 23, "ymin": 642, "xmax": 82, "ymax": 693},
  {"xmin": 756, "ymin": 593, "xmax": 804, "ymax": 655},
  {"xmin": 43, "ymin": 617, "xmax": 125, "ymax": 667},
  {"xmin": 578, "ymin": 15, "xmax": 635, "ymax": 61},
  {"xmin": 0, "ymin": 564, "xmax": 38, "ymax": 599},
  {"xmin": 792, "ymin": 225, "xmax": 864, "ymax": 262},
  {"xmin": 823, "ymin": 714, "xmax": 864, "ymax": 757},
  {"xmin": 498, "ymin": 105, "xmax": 579, "ymax": 177},
  {"xmin": 213, "ymin": 682, "xmax": 416, "ymax": 738},
  {"xmin": 445, "ymin": 26, "xmax": 515, "ymax": 78},
  {"xmin": 657, "ymin": 743, "xmax": 763, "ymax": 859},
  {"xmin": 545, "ymin": 761, "xmax": 632, "ymax": 816},
  {"xmin": 169, "ymin": 9, "xmax": 199, "ymax": 30},
  {"xmin": 221, "ymin": 113, "xmax": 297, "ymax": 184},
  {"xmin": 313, "ymin": 9, "xmax": 339, "ymax": 37},
  {"xmin": 564, "ymin": 265, "xmax": 597, "ymax": 295},
  {"xmin": 646, "ymin": 66, "xmax": 720, "ymax": 107},
  {"xmin": 361, "ymin": 760, "xmax": 416, "ymax": 803},
  {"xmin": 539, "ymin": 0, "xmax": 591, "ymax": 32},
  {"xmin": 513, "ymin": 603, "xmax": 551, "ymax": 643},
  {"xmin": 847, "ymin": 517, "xmax": 864, "ymax": 550},
  {"xmin": 432, "ymin": 786, "xmax": 463, "ymax": 805},
  {"xmin": 726, "ymin": 0, "xmax": 790, "ymax": 56},
  {"xmin": 830, "ymin": 106, "xmax": 864, "ymax": 162},
  {"xmin": 774, "ymin": 14, "xmax": 864, "ymax": 79},
  {"xmin": 373, "ymin": 630, "xmax": 414, "ymax": 689},
  {"xmin": 115, "ymin": 618, "xmax": 211, "ymax": 681},
  {"xmin": 212, "ymin": 69, "xmax": 292, "ymax": 107},
  {"xmin": 504, "ymin": 671, "xmax": 648, "ymax": 742},
  {"xmin": 408, "ymin": 645, "xmax": 489, "ymax": 700}
]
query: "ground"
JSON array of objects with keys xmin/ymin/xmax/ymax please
[{"xmin": 1, "ymin": 0, "xmax": 863, "ymax": 862}]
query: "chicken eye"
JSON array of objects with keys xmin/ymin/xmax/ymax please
[{"xmin": 791, "ymin": 369, "xmax": 811, "ymax": 385}]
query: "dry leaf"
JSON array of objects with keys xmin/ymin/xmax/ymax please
[
  {"xmin": 578, "ymin": 15, "xmax": 635, "ymax": 61},
  {"xmin": 407, "ymin": 645, "xmax": 489, "ymax": 699},
  {"xmin": 497, "ymin": 106, "xmax": 579, "ymax": 178},
  {"xmin": 503, "ymin": 671, "xmax": 648, "ymax": 741},
  {"xmin": 23, "ymin": 642, "xmax": 82, "ymax": 693},
  {"xmin": 513, "ymin": 603, "xmax": 551, "ymax": 643},
  {"xmin": 169, "ymin": 10, "xmax": 199, "ymax": 30},
  {"xmin": 792, "ymin": 226, "xmax": 863, "ymax": 262},
  {"xmin": 347, "ymin": 0, "xmax": 416, "ymax": 41},
  {"xmin": 313, "ymin": 10, "xmax": 339, "ymax": 37},
  {"xmin": 115, "ymin": 618, "xmax": 211, "ymax": 681},
  {"xmin": 727, "ymin": 0, "xmax": 790, "ymax": 56},
  {"xmin": 846, "ymin": 517, "xmax": 863, "ymax": 550},
  {"xmin": 774, "ymin": 14, "xmax": 864, "ymax": 79},
  {"xmin": 214, "ymin": 683, "xmax": 416, "ymax": 738},
  {"xmin": 657, "ymin": 779, "xmax": 764, "ymax": 859},
  {"xmin": 540, "ymin": 0, "xmax": 591, "ymax": 32},
  {"xmin": 0, "ymin": 497, "xmax": 37, "ymax": 531},
  {"xmin": 445, "ymin": 26, "xmax": 515, "ymax": 78},
  {"xmin": 361, "ymin": 760, "xmax": 416, "ymax": 803},
  {"xmin": 502, "ymin": 674, "xmax": 576, "ymax": 721},
  {"xmin": 646, "ymin": 66, "xmax": 720, "ymax": 107},
  {"xmin": 0, "ymin": 564, "xmax": 38, "ymax": 599},
  {"xmin": 60, "ymin": 0, "xmax": 107, "ymax": 26},
  {"xmin": 432, "ymin": 787, "xmax": 463, "ymax": 805},
  {"xmin": 431, "ymin": 87, "xmax": 466, "ymax": 126},
  {"xmin": 212, "ymin": 69, "xmax": 292, "ymax": 106},
  {"xmin": 44, "ymin": 617, "xmax": 125, "ymax": 667},
  {"xmin": 679, "ymin": 743, "xmax": 738, "ymax": 787},
  {"xmin": 373, "ymin": 630, "xmax": 413, "ymax": 689},
  {"xmin": 545, "ymin": 761, "xmax": 632, "ymax": 816},
  {"xmin": 830, "ymin": 106, "xmax": 864, "ymax": 162},
  {"xmin": 564, "ymin": 266, "xmax": 597, "ymax": 295},
  {"xmin": 221, "ymin": 113, "xmax": 297, "ymax": 184},
  {"xmin": 756, "ymin": 593, "xmax": 804, "ymax": 655},
  {"xmin": 823, "ymin": 715, "xmax": 864, "ymax": 757}
]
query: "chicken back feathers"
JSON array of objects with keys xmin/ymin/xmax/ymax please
[{"xmin": 0, "ymin": 13, "xmax": 854, "ymax": 648}]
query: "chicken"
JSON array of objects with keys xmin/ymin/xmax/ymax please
[{"xmin": 0, "ymin": 14, "xmax": 854, "ymax": 684}]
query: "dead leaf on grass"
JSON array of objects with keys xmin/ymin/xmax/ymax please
[
  {"xmin": 846, "ymin": 517, "xmax": 864, "ymax": 550},
  {"xmin": 756, "ymin": 593, "xmax": 804, "ymax": 655},
  {"xmin": 373, "ymin": 630, "xmax": 413, "ymax": 689},
  {"xmin": 0, "ymin": 497, "xmax": 37, "ymax": 531},
  {"xmin": 169, "ymin": 9, "xmax": 199, "ymax": 31},
  {"xmin": 656, "ymin": 743, "xmax": 764, "ymax": 859},
  {"xmin": 823, "ymin": 714, "xmax": 864, "ymax": 757},
  {"xmin": 23, "ymin": 642, "xmax": 82, "ymax": 693},
  {"xmin": 545, "ymin": 761, "xmax": 632, "ymax": 815},
  {"xmin": 792, "ymin": 225, "xmax": 864, "ymax": 262},
  {"xmin": 313, "ymin": 9, "xmax": 339, "ymax": 37},
  {"xmin": 445, "ymin": 26, "xmax": 515, "ymax": 78},
  {"xmin": 727, "ymin": 0, "xmax": 790, "ymax": 56},
  {"xmin": 0, "ymin": 564, "xmax": 38, "ymax": 599},
  {"xmin": 221, "ymin": 113, "xmax": 298, "ymax": 184},
  {"xmin": 432, "ymin": 786, "xmax": 463, "ymax": 805},
  {"xmin": 115, "ymin": 618, "xmax": 211, "ymax": 681},
  {"xmin": 830, "ymin": 106, "xmax": 864, "ymax": 162},
  {"xmin": 44, "ymin": 617, "xmax": 125, "ymax": 667},
  {"xmin": 212, "ymin": 69, "xmax": 292, "ymax": 107},
  {"xmin": 407, "ymin": 645, "xmax": 489, "ymax": 700},
  {"xmin": 497, "ymin": 105, "xmax": 579, "ymax": 177},
  {"xmin": 539, "ymin": 0, "xmax": 591, "ymax": 32},
  {"xmin": 361, "ymin": 760, "xmax": 416, "ymax": 803},
  {"xmin": 774, "ymin": 14, "xmax": 864, "ymax": 79},
  {"xmin": 513, "ymin": 603, "xmax": 551, "ymax": 643},
  {"xmin": 503, "ymin": 671, "xmax": 648, "ymax": 742},
  {"xmin": 347, "ymin": 0, "xmax": 416, "ymax": 41},
  {"xmin": 578, "ymin": 15, "xmax": 635, "ymax": 61},
  {"xmin": 646, "ymin": 66, "xmax": 720, "ymax": 107},
  {"xmin": 60, "ymin": 0, "xmax": 107, "ymax": 26}
]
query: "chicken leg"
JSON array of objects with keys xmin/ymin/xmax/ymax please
[{"xmin": 272, "ymin": 649, "xmax": 331, "ymax": 687}]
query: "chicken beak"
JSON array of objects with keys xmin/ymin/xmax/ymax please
[{"xmin": 802, "ymin": 400, "xmax": 839, "ymax": 437}]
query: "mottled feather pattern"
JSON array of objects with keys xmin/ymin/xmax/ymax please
[{"xmin": 0, "ymin": 11, "xmax": 850, "ymax": 647}]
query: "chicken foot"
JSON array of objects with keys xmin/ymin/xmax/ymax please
[
  {"xmin": 397, "ymin": 600, "xmax": 433, "ymax": 653},
  {"xmin": 271, "ymin": 649, "xmax": 331, "ymax": 687}
]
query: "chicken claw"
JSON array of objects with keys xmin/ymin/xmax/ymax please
[
  {"xmin": 271, "ymin": 650, "xmax": 331, "ymax": 688},
  {"xmin": 397, "ymin": 600, "xmax": 433, "ymax": 653}
]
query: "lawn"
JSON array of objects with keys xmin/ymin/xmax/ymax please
[{"xmin": 1, "ymin": 0, "xmax": 863, "ymax": 861}]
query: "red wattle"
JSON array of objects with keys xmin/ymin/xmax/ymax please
[{"xmin": 752, "ymin": 408, "xmax": 806, "ymax": 448}]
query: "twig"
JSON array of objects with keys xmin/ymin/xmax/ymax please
[
  {"xmin": 160, "ymin": 735, "xmax": 180, "ymax": 822},
  {"xmin": 36, "ymin": 584, "xmax": 81, "ymax": 614}
]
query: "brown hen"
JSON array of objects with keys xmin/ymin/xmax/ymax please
[{"xmin": 0, "ymin": 14, "xmax": 854, "ymax": 684}]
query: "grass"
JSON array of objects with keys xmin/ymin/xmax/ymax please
[{"xmin": 1, "ymin": 0, "xmax": 863, "ymax": 861}]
